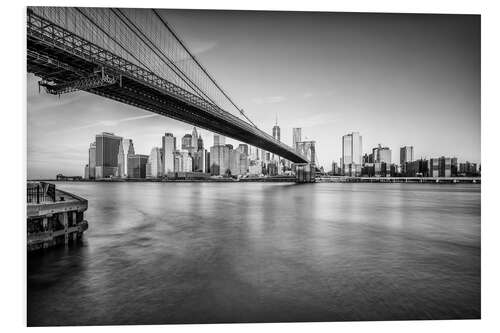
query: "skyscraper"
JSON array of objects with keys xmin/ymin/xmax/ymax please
[
  {"xmin": 88, "ymin": 142, "xmax": 96, "ymax": 179},
  {"xmin": 400, "ymin": 146, "xmax": 414, "ymax": 175},
  {"xmin": 400, "ymin": 146, "xmax": 414, "ymax": 165},
  {"xmin": 272, "ymin": 115, "xmax": 281, "ymax": 161},
  {"xmin": 146, "ymin": 147, "xmax": 163, "ymax": 178},
  {"xmin": 197, "ymin": 136, "xmax": 204, "ymax": 151},
  {"xmin": 210, "ymin": 144, "xmax": 230, "ymax": 176},
  {"xmin": 162, "ymin": 133, "xmax": 176, "ymax": 174},
  {"xmin": 127, "ymin": 154, "xmax": 148, "ymax": 178},
  {"xmin": 180, "ymin": 152, "xmax": 193, "ymax": 172},
  {"xmin": 342, "ymin": 132, "xmax": 362, "ymax": 176},
  {"xmin": 95, "ymin": 132, "xmax": 122, "ymax": 179},
  {"xmin": 117, "ymin": 138, "xmax": 135, "ymax": 178},
  {"xmin": 192, "ymin": 127, "xmax": 199, "ymax": 149},
  {"xmin": 372, "ymin": 144, "xmax": 392, "ymax": 165},
  {"xmin": 293, "ymin": 128, "xmax": 302, "ymax": 150},
  {"xmin": 272, "ymin": 115, "xmax": 281, "ymax": 142},
  {"xmin": 229, "ymin": 149, "xmax": 241, "ymax": 176}
]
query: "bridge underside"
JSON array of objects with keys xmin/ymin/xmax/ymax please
[{"xmin": 27, "ymin": 11, "xmax": 309, "ymax": 164}]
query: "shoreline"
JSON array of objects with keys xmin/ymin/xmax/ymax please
[{"xmin": 28, "ymin": 177, "xmax": 481, "ymax": 184}]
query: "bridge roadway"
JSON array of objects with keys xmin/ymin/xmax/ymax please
[{"xmin": 26, "ymin": 10, "xmax": 309, "ymax": 164}]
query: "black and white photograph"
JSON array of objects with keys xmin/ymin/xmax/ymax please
[{"xmin": 4, "ymin": 0, "xmax": 497, "ymax": 330}]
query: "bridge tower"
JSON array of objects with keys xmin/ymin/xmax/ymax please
[{"xmin": 293, "ymin": 163, "xmax": 316, "ymax": 183}]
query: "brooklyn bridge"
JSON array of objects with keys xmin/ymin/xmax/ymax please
[{"xmin": 27, "ymin": 7, "xmax": 312, "ymax": 172}]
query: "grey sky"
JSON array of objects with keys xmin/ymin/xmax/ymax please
[{"xmin": 27, "ymin": 10, "xmax": 480, "ymax": 179}]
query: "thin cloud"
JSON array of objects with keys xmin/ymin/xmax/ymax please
[
  {"xmin": 252, "ymin": 96, "xmax": 286, "ymax": 105},
  {"xmin": 72, "ymin": 114, "xmax": 159, "ymax": 130}
]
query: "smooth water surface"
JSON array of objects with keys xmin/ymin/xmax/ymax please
[{"xmin": 27, "ymin": 182, "xmax": 480, "ymax": 325}]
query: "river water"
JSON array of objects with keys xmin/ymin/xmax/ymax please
[{"xmin": 27, "ymin": 182, "xmax": 480, "ymax": 325}]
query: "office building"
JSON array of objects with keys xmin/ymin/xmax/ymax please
[
  {"xmin": 342, "ymin": 132, "xmax": 362, "ymax": 176},
  {"xmin": 162, "ymin": 133, "xmax": 176, "ymax": 174},
  {"xmin": 146, "ymin": 147, "xmax": 163, "ymax": 178},
  {"xmin": 117, "ymin": 138, "xmax": 135, "ymax": 178},
  {"xmin": 84, "ymin": 164, "xmax": 89, "ymax": 179},
  {"xmin": 372, "ymin": 144, "xmax": 392, "ymax": 164},
  {"xmin": 95, "ymin": 132, "xmax": 122, "ymax": 179},
  {"xmin": 192, "ymin": 148, "xmax": 209, "ymax": 173},
  {"xmin": 180, "ymin": 152, "xmax": 193, "ymax": 172},
  {"xmin": 88, "ymin": 142, "xmax": 96, "ymax": 179},
  {"xmin": 459, "ymin": 161, "xmax": 478, "ymax": 176},
  {"xmin": 229, "ymin": 149, "xmax": 241, "ymax": 176},
  {"xmin": 210, "ymin": 144, "xmax": 230, "ymax": 176},
  {"xmin": 331, "ymin": 162, "xmax": 339, "ymax": 175},
  {"xmin": 127, "ymin": 154, "xmax": 148, "ymax": 179},
  {"xmin": 406, "ymin": 159, "xmax": 429, "ymax": 177},
  {"xmin": 400, "ymin": 146, "xmax": 414, "ymax": 175},
  {"xmin": 429, "ymin": 158, "xmax": 440, "ymax": 177}
]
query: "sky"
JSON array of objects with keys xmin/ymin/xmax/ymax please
[{"xmin": 27, "ymin": 10, "xmax": 480, "ymax": 179}]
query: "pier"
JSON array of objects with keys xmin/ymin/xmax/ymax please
[{"xmin": 27, "ymin": 182, "xmax": 88, "ymax": 251}]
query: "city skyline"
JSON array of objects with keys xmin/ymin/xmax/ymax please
[{"xmin": 28, "ymin": 10, "xmax": 480, "ymax": 179}]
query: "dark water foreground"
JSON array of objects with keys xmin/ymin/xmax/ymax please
[{"xmin": 27, "ymin": 182, "xmax": 480, "ymax": 326}]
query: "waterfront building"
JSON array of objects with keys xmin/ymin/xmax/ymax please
[
  {"xmin": 127, "ymin": 154, "xmax": 148, "ymax": 178},
  {"xmin": 459, "ymin": 161, "xmax": 478, "ymax": 176},
  {"xmin": 372, "ymin": 144, "xmax": 391, "ymax": 174},
  {"xmin": 331, "ymin": 162, "xmax": 339, "ymax": 175},
  {"xmin": 95, "ymin": 132, "xmax": 122, "ymax": 179},
  {"xmin": 372, "ymin": 144, "xmax": 392, "ymax": 164},
  {"xmin": 117, "ymin": 138, "xmax": 135, "ymax": 178},
  {"xmin": 400, "ymin": 146, "xmax": 414, "ymax": 174},
  {"xmin": 181, "ymin": 152, "xmax": 193, "ymax": 172},
  {"xmin": 173, "ymin": 151, "xmax": 181, "ymax": 173},
  {"xmin": 248, "ymin": 160, "xmax": 262, "ymax": 175},
  {"xmin": 88, "ymin": 142, "xmax": 96, "ymax": 179},
  {"xmin": 342, "ymin": 132, "xmax": 362, "ymax": 176},
  {"xmin": 192, "ymin": 148, "xmax": 209, "ymax": 173},
  {"xmin": 267, "ymin": 160, "xmax": 278, "ymax": 176},
  {"xmin": 146, "ymin": 147, "xmax": 163, "ymax": 178},
  {"xmin": 210, "ymin": 144, "xmax": 230, "ymax": 176},
  {"xmin": 162, "ymin": 133, "xmax": 176, "ymax": 174},
  {"xmin": 229, "ymin": 149, "xmax": 241, "ymax": 176},
  {"xmin": 240, "ymin": 153, "xmax": 249, "ymax": 175},
  {"xmin": 406, "ymin": 159, "xmax": 429, "ymax": 177},
  {"xmin": 84, "ymin": 164, "xmax": 89, "ymax": 179},
  {"xmin": 429, "ymin": 158, "xmax": 440, "ymax": 177},
  {"xmin": 293, "ymin": 128, "xmax": 302, "ymax": 150}
]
